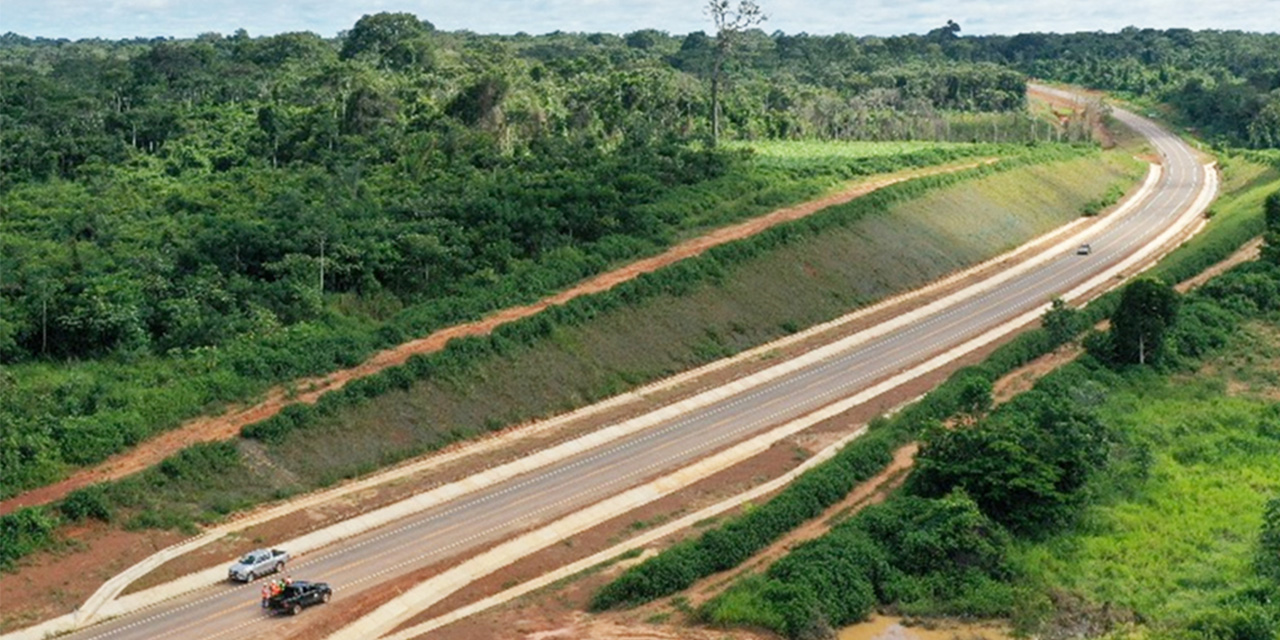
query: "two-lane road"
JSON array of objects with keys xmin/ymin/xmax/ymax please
[{"xmin": 42, "ymin": 102, "xmax": 1209, "ymax": 640}]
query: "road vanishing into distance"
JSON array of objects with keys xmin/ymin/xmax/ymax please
[{"xmin": 41, "ymin": 100, "xmax": 1207, "ymax": 640}]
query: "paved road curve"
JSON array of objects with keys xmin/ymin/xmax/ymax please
[{"xmin": 47, "ymin": 103, "xmax": 1207, "ymax": 640}]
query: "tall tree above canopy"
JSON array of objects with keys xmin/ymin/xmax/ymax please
[
  {"xmin": 705, "ymin": 0, "xmax": 766, "ymax": 144},
  {"xmin": 340, "ymin": 12, "xmax": 435, "ymax": 71},
  {"xmin": 1262, "ymin": 190, "xmax": 1280, "ymax": 266},
  {"xmin": 1111, "ymin": 277, "xmax": 1180, "ymax": 366}
]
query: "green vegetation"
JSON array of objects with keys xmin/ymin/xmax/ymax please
[
  {"xmin": 2, "ymin": 22, "xmax": 1277, "ymax": 498},
  {"xmin": 1013, "ymin": 345, "xmax": 1280, "ymax": 638},
  {"xmin": 910, "ymin": 386, "xmax": 1112, "ymax": 536},
  {"xmin": 704, "ymin": 491, "xmax": 1015, "ymax": 637},
  {"xmin": 1105, "ymin": 278, "xmax": 1181, "ymax": 366},
  {"xmin": 9, "ymin": 15, "xmax": 1197, "ymax": 502},
  {"xmin": 6, "ymin": 15, "xmax": 1278, "ymax": 601},
  {"xmin": 701, "ymin": 257, "xmax": 1280, "ymax": 638},
  {"xmin": 0, "ymin": 13, "xmax": 1070, "ymax": 495},
  {"xmin": 0, "ymin": 137, "xmax": 1001, "ymax": 499},
  {"xmin": 0, "ymin": 144, "xmax": 1129, "ymax": 569}
]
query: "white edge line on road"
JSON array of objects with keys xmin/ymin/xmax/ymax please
[
  {"xmin": 4, "ymin": 141, "xmax": 1168, "ymax": 640},
  {"xmin": 330, "ymin": 157, "xmax": 1215, "ymax": 640},
  {"xmin": 14, "ymin": 152, "xmax": 1123, "ymax": 640},
  {"xmin": 384, "ymin": 142, "xmax": 1219, "ymax": 640}
]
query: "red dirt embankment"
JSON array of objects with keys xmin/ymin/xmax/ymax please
[{"xmin": 0, "ymin": 160, "xmax": 991, "ymax": 517}]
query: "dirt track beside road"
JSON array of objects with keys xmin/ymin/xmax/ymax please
[{"xmin": 0, "ymin": 159, "xmax": 993, "ymax": 518}]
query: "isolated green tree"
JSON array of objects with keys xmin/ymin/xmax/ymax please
[
  {"xmin": 1260, "ymin": 495, "xmax": 1280, "ymax": 581},
  {"xmin": 340, "ymin": 12, "xmax": 435, "ymax": 70},
  {"xmin": 1042, "ymin": 297, "xmax": 1083, "ymax": 346},
  {"xmin": 705, "ymin": 0, "xmax": 766, "ymax": 143},
  {"xmin": 955, "ymin": 373, "xmax": 993, "ymax": 421},
  {"xmin": 1111, "ymin": 278, "xmax": 1180, "ymax": 366},
  {"xmin": 928, "ymin": 20, "xmax": 962, "ymax": 42},
  {"xmin": 1261, "ymin": 190, "xmax": 1280, "ymax": 266}
]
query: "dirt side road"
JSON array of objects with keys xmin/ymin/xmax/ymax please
[{"xmin": 0, "ymin": 159, "xmax": 991, "ymax": 517}]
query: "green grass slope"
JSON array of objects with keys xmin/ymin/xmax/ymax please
[{"xmin": 104, "ymin": 146, "xmax": 1139, "ymax": 533}]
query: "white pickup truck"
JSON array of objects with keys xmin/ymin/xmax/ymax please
[{"xmin": 227, "ymin": 548, "xmax": 289, "ymax": 582}]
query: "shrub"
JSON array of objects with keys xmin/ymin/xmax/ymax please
[
  {"xmin": 154, "ymin": 442, "xmax": 240, "ymax": 485},
  {"xmin": 59, "ymin": 484, "xmax": 115, "ymax": 522},
  {"xmin": 702, "ymin": 491, "xmax": 1014, "ymax": 638},
  {"xmin": 909, "ymin": 390, "xmax": 1110, "ymax": 534},
  {"xmin": 0, "ymin": 507, "xmax": 60, "ymax": 569},
  {"xmin": 1260, "ymin": 496, "xmax": 1280, "ymax": 582},
  {"xmin": 590, "ymin": 425, "xmax": 902, "ymax": 610}
]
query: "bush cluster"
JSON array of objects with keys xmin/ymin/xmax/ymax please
[
  {"xmin": 589, "ymin": 424, "xmax": 904, "ymax": 611},
  {"xmin": 0, "ymin": 507, "xmax": 59, "ymax": 570},
  {"xmin": 702, "ymin": 491, "xmax": 1015, "ymax": 638}
]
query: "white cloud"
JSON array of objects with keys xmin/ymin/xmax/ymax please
[{"xmin": 112, "ymin": 0, "xmax": 173, "ymax": 11}]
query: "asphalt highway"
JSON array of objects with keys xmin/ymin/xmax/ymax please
[{"xmin": 52, "ymin": 103, "xmax": 1206, "ymax": 640}]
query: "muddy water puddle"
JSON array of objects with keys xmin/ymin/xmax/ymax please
[{"xmin": 839, "ymin": 614, "xmax": 1012, "ymax": 640}]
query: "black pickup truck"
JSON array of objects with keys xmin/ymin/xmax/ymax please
[{"xmin": 266, "ymin": 581, "xmax": 332, "ymax": 615}]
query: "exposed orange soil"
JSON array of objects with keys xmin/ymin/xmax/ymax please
[
  {"xmin": 0, "ymin": 159, "xmax": 992, "ymax": 517},
  {"xmin": 991, "ymin": 344, "xmax": 1086, "ymax": 404},
  {"xmin": 1175, "ymin": 237, "xmax": 1261, "ymax": 293},
  {"xmin": 0, "ymin": 523, "xmax": 182, "ymax": 631},
  {"xmin": 1027, "ymin": 85, "xmax": 1115, "ymax": 148}
]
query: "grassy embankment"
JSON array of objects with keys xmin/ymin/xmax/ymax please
[
  {"xmin": 1, "ymin": 141, "xmax": 1139, "ymax": 569},
  {"xmin": 0, "ymin": 141, "xmax": 1001, "ymax": 500},
  {"xmin": 675, "ymin": 161, "xmax": 1280, "ymax": 638}
]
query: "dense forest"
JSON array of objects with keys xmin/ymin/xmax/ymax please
[
  {"xmin": 1, "ymin": 16, "xmax": 1278, "ymax": 496},
  {"xmin": 3, "ymin": 21, "xmax": 1278, "ymax": 363},
  {"xmin": 0, "ymin": 16, "xmax": 1038, "ymax": 364}
]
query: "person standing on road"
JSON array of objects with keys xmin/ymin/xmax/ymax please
[{"xmin": 260, "ymin": 583, "xmax": 270, "ymax": 608}]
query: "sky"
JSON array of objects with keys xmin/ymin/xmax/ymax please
[{"xmin": 1, "ymin": 0, "xmax": 1278, "ymax": 41}]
